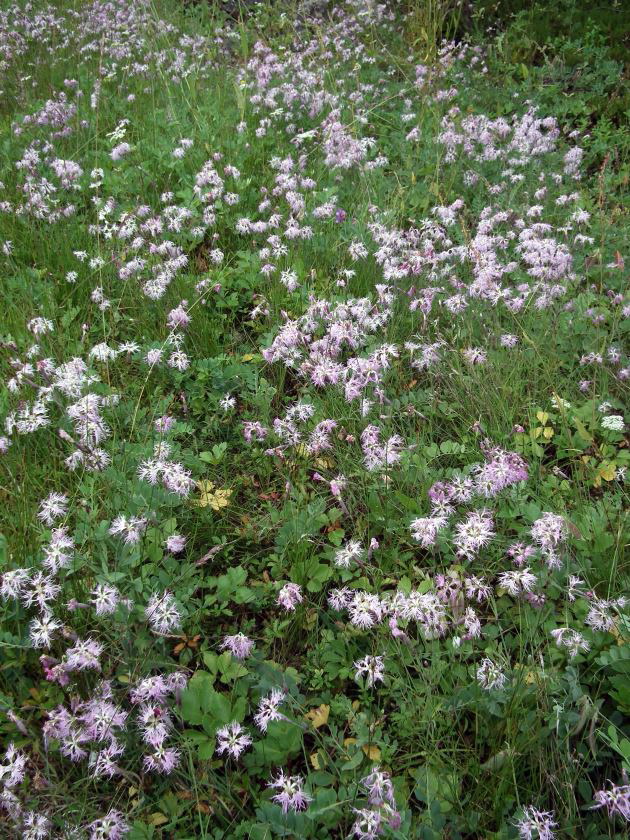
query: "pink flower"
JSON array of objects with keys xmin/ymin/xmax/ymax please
[
  {"xmin": 165, "ymin": 534, "xmax": 186, "ymax": 553},
  {"xmin": 145, "ymin": 591, "xmax": 182, "ymax": 634},
  {"xmin": 143, "ymin": 745, "xmax": 180, "ymax": 774},
  {"xmin": 254, "ymin": 688, "xmax": 287, "ymax": 732},
  {"xmin": 221, "ymin": 633, "xmax": 254, "ymax": 660},
  {"xmin": 591, "ymin": 780, "xmax": 630, "ymax": 822},
  {"xmin": 88, "ymin": 810, "xmax": 129, "ymax": 840},
  {"xmin": 354, "ymin": 655, "xmax": 385, "ymax": 687},
  {"xmin": 514, "ymin": 805, "xmax": 557, "ymax": 839},
  {"xmin": 167, "ymin": 301, "xmax": 190, "ymax": 330},
  {"xmin": 216, "ymin": 722, "xmax": 253, "ymax": 760},
  {"xmin": 111, "ymin": 142, "xmax": 131, "ymax": 161},
  {"xmin": 268, "ymin": 769, "xmax": 312, "ymax": 813},
  {"xmin": 277, "ymin": 583, "xmax": 303, "ymax": 611}
]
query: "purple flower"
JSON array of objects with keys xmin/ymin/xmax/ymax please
[
  {"xmin": 145, "ymin": 591, "xmax": 182, "ymax": 634},
  {"xmin": 476, "ymin": 658, "xmax": 507, "ymax": 691},
  {"xmin": 277, "ymin": 583, "xmax": 303, "ymax": 611},
  {"xmin": 360, "ymin": 766, "xmax": 395, "ymax": 807},
  {"xmin": 216, "ymin": 722, "xmax": 253, "ymax": 760},
  {"xmin": 514, "ymin": 805, "xmax": 557, "ymax": 839},
  {"xmin": 591, "ymin": 780, "xmax": 630, "ymax": 822},
  {"xmin": 166, "ymin": 301, "xmax": 191, "ymax": 330},
  {"xmin": 254, "ymin": 688, "xmax": 287, "ymax": 732},
  {"xmin": 165, "ymin": 534, "xmax": 186, "ymax": 554},
  {"xmin": 453, "ymin": 509, "xmax": 495, "ymax": 558},
  {"xmin": 221, "ymin": 633, "xmax": 254, "ymax": 660},
  {"xmin": 111, "ymin": 142, "xmax": 131, "ymax": 161},
  {"xmin": 88, "ymin": 810, "xmax": 130, "ymax": 840},
  {"xmin": 268, "ymin": 769, "xmax": 312, "ymax": 813},
  {"xmin": 38, "ymin": 492, "xmax": 68, "ymax": 526},
  {"xmin": 143, "ymin": 744, "xmax": 180, "ymax": 774},
  {"xmin": 354, "ymin": 655, "xmax": 385, "ymax": 687}
]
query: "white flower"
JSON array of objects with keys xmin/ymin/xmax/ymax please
[{"xmin": 601, "ymin": 415, "xmax": 624, "ymax": 432}]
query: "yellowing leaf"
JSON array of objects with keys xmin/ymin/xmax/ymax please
[
  {"xmin": 314, "ymin": 457, "xmax": 334, "ymax": 469},
  {"xmin": 597, "ymin": 462, "xmax": 617, "ymax": 482},
  {"xmin": 310, "ymin": 752, "xmax": 321, "ymax": 770},
  {"xmin": 241, "ymin": 353, "xmax": 255, "ymax": 362},
  {"xmin": 536, "ymin": 411, "xmax": 549, "ymax": 424},
  {"xmin": 362, "ymin": 744, "xmax": 381, "ymax": 761},
  {"xmin": 513, "ymin": 663, "xmax": 541, "ymax": 684},
  {"xmin": 305, "ymin": 704, "xmax": 330, "ymax": 729},
  {"xmin": 148, "ymin": 813, "xmax": 169, "ymax": 826},
  {"xmin": 543, "ymin": 426, "xmax": 555, "ymax": 439},
  {"xmin": 195, "ymin": 481, "xmax": 233, "ymax": 510},
  {"xmin": 593, "ymin": 461, "xmax": 616, "ymax": 488},
  {"xmin": 294, "ymin": 443, "xmax": 309, "ymax": 457}
]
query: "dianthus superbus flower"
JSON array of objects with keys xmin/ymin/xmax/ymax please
[
  {"xmin": 550, "ymin": 627, "xmax": 589, "ymax": 658},
  {"xmin": 91, "ymin": 583, "xmax": 120, "ymax": 615},
  {"xmin": 531, "ymin": 512, "xmax": 566, "ymax": 564},
  {"xmin": 360, "ymin": 766, "xmax": 395, "ymax": 806},
  {"xmin": 138, "ymin": 703, "xmax": 172, "ymax": 748},
  {"xmin": 145, "ymin": 591, "xmax": 182, "ymax": 634},
  {"xmin": 268, "ymin": 769, "xmax": 312, "ymax": 813},
  {"xmin": 411, "ymin": 516, "xmax": 447, "ymax": 548},
  {"xmin": 216, "ymin": 722, "xmax": 253, "ymax": 760},
  {"xmin": 143, "ymin": 744, "xmax": 180, "ymax": 774},
  {"xmin": 591, "ymin": 780, "xmax": 630, "ymax": 822},
  {"xmin": 497, "ymin": 568, "xmax": 537, "ymax": 597},
  {"xmin": 165, "ymin": 534, "xmax": 186, "ymax": 553},
  {"xmin": 348, "ymin": 592, "xmax": 384, "ymax": 628},
  {"xmin": 350, "ymin": 808, "xmax": 383, "ymax": 839},
  {"xmin": 64, "ymin": 638, "xmax": 103, "ymax": 671},
  {"xmin": 277, "ymin": 582, "xmax": 303, "ymax": 611},
  {"xmin": 476, "ymin": 657, "xmax": 507, "ymax": 691},
  {"xmin": 22, "ymin": 811, "xmax": 51, "ymax": 839},
  {"xmin": 108, "ymin": 514, "xmax": 147, "ymax": 545},
  {"xmin": 38, "ymin": 492, "xmax": 68, "ymax": 526},
  {"xmin": 254, "ymin": 688, "xmax": 287, "ymax": 732},
  {"xmin": 334, "ymin": 539, "xmax": 364, "ymax": 568},
  {"xmin": 453, "ymin": 509, "xmax": 495, "ymax": 558},
  {"xmin": 1, "ymin": 568, "xmax": 30, "ymax": 600},
  {"xmin": 514, "ymin": 805, "xmax": 557, "ymax": 839},
  {"xmin": 0, "ymin": 743, "xmax": 27, "ymax": 790},
  {"xmin": 221, "ymin": 633, "xmax": 254, "ymax": 660},
  {"xmin": 88, "ymin": 809, "xmax": 130, "ymax": 840},
  {"xmin": 354, "ymin": 655, "xmax": 385, "ymax": 687},
  {"xmin": 29, "ymin": 613, "xmax": 61, "ymax": 648}
]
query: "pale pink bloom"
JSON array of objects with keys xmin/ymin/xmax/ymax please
[
  {"xmin": 221, "ymin": 633, "xmax": 254, "ymax": 659},
  {"xmin": 277, "ymin": 583, "xmax": 303, "ymax": 611},
  {"xmin": 268, "ymin": 769, "xmax": 312, "ymax": 813},
  {"xmin": 216, "ymin": 722, "xmax": 252, "ymax": 760}
]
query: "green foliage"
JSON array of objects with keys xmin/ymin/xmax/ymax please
[{"xmin": 0, "ymin": 0, "xmax": 628, "ymax": 837}]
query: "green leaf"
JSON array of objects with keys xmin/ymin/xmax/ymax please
[
  {"xmin": 252, "ymin": 720, "xmax": 302, "ymax": 764},
  {"xmin": 180, "ymin": 671, "xmax": 215, "ymax": 724},
  {"xmin": 572, "ymin": 416, "xmax": 594, "ymax": 443},
  {"xmin": 206, "ymin": 690, "xmax": 232, "ymax": 725}
]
